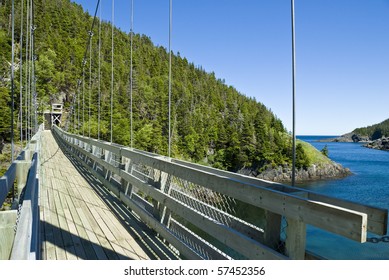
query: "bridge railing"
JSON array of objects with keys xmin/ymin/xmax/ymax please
[
  {"xmin": 53, "ymin": 125, "xmax": 388, "ymax": 260},
  {"xmin": 0, "ymin": 125, "xmax": 42, "ymax": 260}
]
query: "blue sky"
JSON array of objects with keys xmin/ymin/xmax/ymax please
[{"xmin": 72, "ymin": 0, "xmax": 389, "ymax": 135}]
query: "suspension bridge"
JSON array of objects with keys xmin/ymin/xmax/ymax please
[{"xmin": 1, "ymin": 0, "xmax": 388, "ymax": 260}]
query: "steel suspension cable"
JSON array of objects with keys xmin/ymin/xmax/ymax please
[
  {"xmin": 28, "ymin": 0, "xmax": 33, "ymax": 140},
  {"xmin": 98, "ymin": 0, "xmax": 102, "ymax": 140},
  {"xmin": 31, "ymin": 1, "xmax": 36, "ymax": 134},
  {"xmin": 89, "ymin": 31, "xmax": 93, "ymax": 138},
  {"xmin": 110, "ymin": 0, "xmax": 114, "ymax": 143},
  {"xmin": 19, "ymin": 0, "xmax": 24, "ymax": 145},
  {"xmin": 25, "ymin": 0, "xmax": 30, "ymax": 141},
  {"xmin": 82, "ymin": 64, "xmax": 85, "ymax": 136},
  {"xmin": 66, "ymin": 0, "xmax": 100, "ymax": 132},
  {"xmin": 74, "ymin": 89, "xmax": 77, "ymax": 132},
  {"xmin": 168, "ymin": 0, "xmax": 172, "ymax": 157},
  {"xmin": 291, "ymin": 0, "xmax": 297, "ymax": 186},
  {"xmin": 77, "ymin": 79, "xmax": 81, "ymax": 134},
  {"xmin": 11, "ymin": 0, "xmax": 15, "ymax": 162},
  {"xmin": 129, "ymin": 0, "xmax": 134, "ymax": 148}
]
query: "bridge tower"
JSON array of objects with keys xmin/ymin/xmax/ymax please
[
  {"xmin": 43, "ymin": 103, "xmax": 63, "ymax": 130},
  {"xmin": 51, "ymin": 103, "xmax": 63, "ymax": 127}
]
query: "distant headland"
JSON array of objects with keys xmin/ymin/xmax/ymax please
[{"xmin": 317, "ymin": 118, "xmax": 389, "ymax": 152}]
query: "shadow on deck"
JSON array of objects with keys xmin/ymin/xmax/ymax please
[{"xmin": 43, "ymin": 131, "xmax": 179, "ymax": 260}]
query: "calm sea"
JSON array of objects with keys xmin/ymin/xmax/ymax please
[{"xmin": 297, "ymin": 136, "xmax": 389, "ymax": 259}]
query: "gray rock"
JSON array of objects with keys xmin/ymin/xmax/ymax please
[
  {"xmin": 364, "ymin": 137, "xmax": 389, "ymax": 151},
  {"xmin": 246, "ymin": 162, "xmax": 352, "ymax": 183},
  {"xmin": 317, "ymin": 133, "xmax": 370, "ymax": 143}
]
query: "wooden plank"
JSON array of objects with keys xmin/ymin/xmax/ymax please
[
  {"xmin": 67, "ymin": 182, "xmax": 83, "ymax": 209},
  {"xmin": 44, "ymin": 186, "xmax": 57, "ymax": 260},
  {"xmin": 98, "ymin": 208, "xmax": 130, "ymax": 243},
  {"xmin": 307, "ymin": 192, "xmax": 387, "ymax": 235},
  {"xmin": 49, "ymin": 189, "xmax": 67, "ymax": 260},
  {"xmin": 89, "ymin": 207, "xmax": 116, "ymax": 241},
  {"xmin": 63, "ymin": 208, "xmax": 83, "ymax": 260},
  {"xmin": 54, "ymin": 183, "xmax": 76, "ymax": 249},
  {"xmin": 119, "ymin": 192, "xmax": 202, "ymax": 260},
  {"xmin": 39, "ymin": 194, "xmax": 47, "ymax": 260},
  {"xmin": 99, "ymin": 209, "xmax": 145, "ymax": 259},
  {"xmin": 76, "ymin": 207, "xmax": 107, "ymax": 260},
  {"xmin": 122, "ymin": 239, "xmax": 149, "ymax": 260},
  {"xmin": 62, "ymin": 195, "xmax": 88, "ymax": 260},
  {"xmin": 42, "ymin": 189, "xmax": 56, "ymax": 260},
  {"xmin": 88, "ymin": 207, "xmax": 119, "ymax": 260},
  {"xmin": 63, "ymin": 189, "xmax": 86, "ymax": 259}
]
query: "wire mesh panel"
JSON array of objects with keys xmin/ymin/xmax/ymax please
[
  {"xmin": 169, "ymin": 176, "xmax": 236, "ymax": 222},
  {"xmin": 168, "ymin": 218, "xmax": 231, "ymax": 260},
  {"xmin": 109, "ymin": 152, "xmax": 121, "ymax": 168}
]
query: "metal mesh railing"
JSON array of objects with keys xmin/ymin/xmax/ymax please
[{"xmin": 169, "ymin": 218, "xmax": 231, "ymax": 260}]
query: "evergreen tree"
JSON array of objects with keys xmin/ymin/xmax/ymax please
[{"xmin": 0, "ymin": 0, "xmax": 328, "ymax": 177}]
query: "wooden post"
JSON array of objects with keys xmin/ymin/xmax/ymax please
[
  {"xmin": 15, "ymin": 160, "xmax": 31, "ymax": 200},
  {"xmin": 159, "ymin": 171, "xmax": 172, "ymax": 227},
  {"xmin": 285, "ymin": 217, "xmax": 306, "ymax": 259},
  {"xmin": 262, "ymin": 210, "xmax": 282, "ymax": 250},
  {"xmin": 104, "ymin": 151, "xmax": 112, "ymax": 181},
  {"xmin": 0, "ymin": 210, "xmax": 17, "ymax": 260},
  {"xmin": 151, "ymin": 158, "xmax": 172, "ymax": 225},
  {"xmin": 120, "ymin": 157, "xmax": 133, "ymax": 198}
]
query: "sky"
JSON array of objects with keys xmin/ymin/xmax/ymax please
[{"xmin": 71, "ymin": 0, "xmax": 389, "ymax": 135}]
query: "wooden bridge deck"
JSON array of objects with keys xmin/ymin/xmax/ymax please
[{"xmin": 39, "ymin": 131, "xmax": 175, "ymax": 260}]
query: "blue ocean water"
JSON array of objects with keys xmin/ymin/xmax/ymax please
[{"xmin": 297, "ymin": 136, "xmax": 389, "ymax": 259}]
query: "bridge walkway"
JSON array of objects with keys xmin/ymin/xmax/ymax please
[{"xmin": 39, "ymin": 130, "xmax": 177, "ymax": 260}]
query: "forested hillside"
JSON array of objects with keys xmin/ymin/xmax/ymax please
[
  {"xmin": 353, "ymin": 118, "xmax": 389, "ymax": 140},
  {"xmin": 1, "ymin": 0, "xmax": 342, "ymax": 179}
]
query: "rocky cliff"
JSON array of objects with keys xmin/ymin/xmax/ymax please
[{"xmin": 239, "ymin": 162, "xmax": 352, "ymax": 183}]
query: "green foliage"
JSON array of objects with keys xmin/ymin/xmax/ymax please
[
  {"xmin": 0, "ymin": 0, "xmax": 326, "ymax": 176},
  {"xmin": 296, "ymin": 143, "xmax": 310, "ymax": 170},
  {"xmin": 0, "ymin": 87, "xmax": 12, "ymax": 139},
  {"xmin": 321, "ymin": 145, "xmax": 329, "ymax": 157},
  {"xmin": 353, "ymin": 118, "xmax": 389, "ymax": 140}
]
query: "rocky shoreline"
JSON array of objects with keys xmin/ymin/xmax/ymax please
[
  {"xmin": 239, "ymin": 162, "xmax": 352, "ymax": 183},
  {"xmin": 317, "ymin": 133, "xmax": 389, "ymax": 152},
  {"xmin": 317, "ymin": 132, "xmax": 369, "ymax": 143},
  {"xmin": 364, "ymin": 137, "xmax": 389, "ymax": 151}
]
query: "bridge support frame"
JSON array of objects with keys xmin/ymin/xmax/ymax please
[
  {"xmin": 285, "ymin": 217, "xmax": 307, "ymax": 259},
  {"xmin": 15, "ymin": 160, "xmax": 32, "ymax": 200},
  {"xmin": 262, "ymin": 210, "xmax": 282, "ymax": 251},
  {"xmin": 121, "ymin": 157, "xmax": 134, "ymax": 199},
  {"xmin": 0, "ymin": 210, "xmax": 17, "ymax": 260}
]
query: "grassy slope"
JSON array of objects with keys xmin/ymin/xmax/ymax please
[{"xmin": 298, "ymin": 140, "xmax": 332, "ymax": 166}]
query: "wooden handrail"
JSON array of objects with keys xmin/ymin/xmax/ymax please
[{"xmin": 53, "ymin": 125, "xmax": 388, "ymax": 259}]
